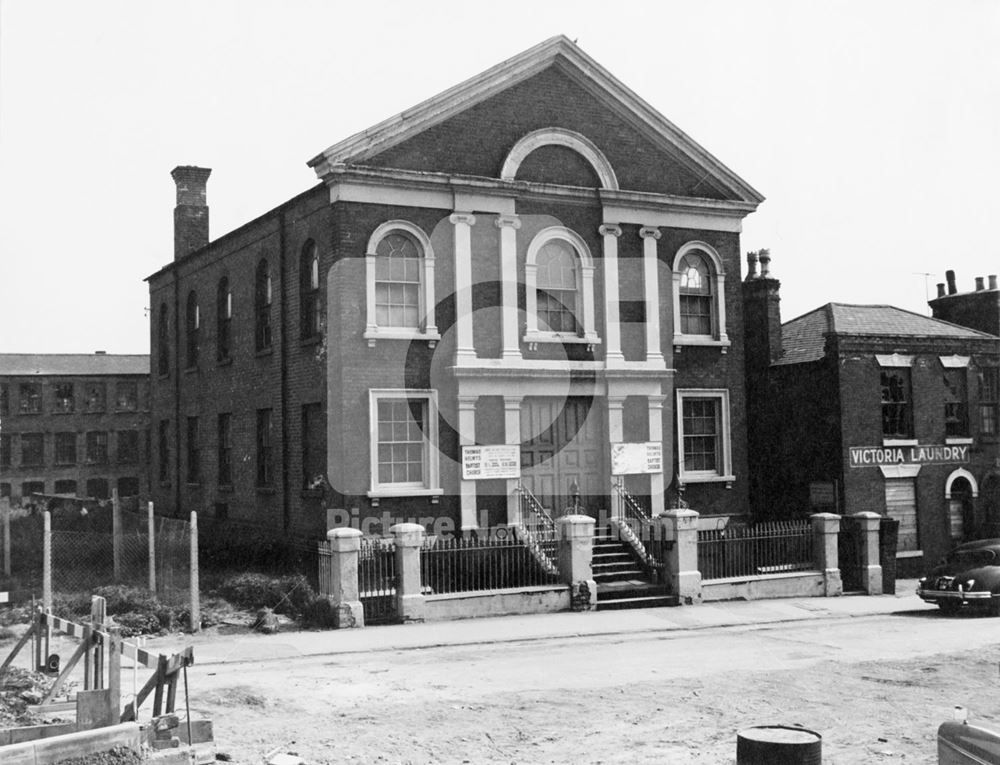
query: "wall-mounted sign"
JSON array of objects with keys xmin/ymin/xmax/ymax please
[
  {"xmin": 809, "ymin": 481, "xmax": 837, "ymax": 508},
  {"xmin": 610, "ymin": 442, "xmax": 663, "ymax": 476},
  {"xmin": 849, "ymin": 444, "xmax": 970, "ymax": 469},
  {"xmin": 461, "ymin": 445, "xmax": 521, "ymax": 480}
]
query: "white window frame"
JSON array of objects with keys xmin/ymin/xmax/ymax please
[
  {"xmin": 364, "ymin": 221, "xmax": 440, "ymax": 347},
  {"xmin": 675, "ymin": 388, "xmax": 734, "ymax": 486},
  {"xmin": 672, "ymin": 241, "xmax": 729, "ymax": 352},
  {"xmin": 523, "ymin": 226, "xmax": 600, "ymax": 349},
  {"xmin": 367, "ymin": 389, "xmax": 442, "ymax": 500}
]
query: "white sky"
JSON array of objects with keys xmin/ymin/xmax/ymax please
[{"xmin": 1, "ymin": 0, "xmax": 998, "ymax": 354}]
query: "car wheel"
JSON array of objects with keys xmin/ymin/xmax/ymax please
[{"xmin": 939, "ymin": 600, "xmax": 962, "ymax": 615}]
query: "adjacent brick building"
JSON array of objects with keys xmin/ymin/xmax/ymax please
[
  {"xmin": 745, "ymin": 257, "xmax": 1000, "ymax": 577},
  {"xmin": 0, "ymin": 353, "xmax": 151, "ymax": 503},
  {"xmin": 147, "ymin": 36, "xmax": 765, "ymax": 542}
]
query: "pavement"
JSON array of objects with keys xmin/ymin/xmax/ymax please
[{"xmin": 147, "ymin": 579, "xmax": 934, "ymax": 667}]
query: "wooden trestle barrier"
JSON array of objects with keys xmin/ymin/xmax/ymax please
[{"xmin": 0, "ymin": 598, "xmax": 194, "ymax": 727}]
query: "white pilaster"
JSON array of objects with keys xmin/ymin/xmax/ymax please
[
  {"xmin": 640, "ymin": 227, "xmax": 664, "ymax": 366},
  {"xmin": 458, "ymin": 395, "xmax": 478, "ymax": 531},
  {"xmin": 495, "ymin": 215, "xmax": 522, "ymax": 360},
  {"xmin": 504, "ymin": 395, "xmax": 523, "ymax": 526},
  {"xmin": 648, "ymin": 394, "xmax": 666, "ymax": 516},
  {"xmin": 608, "ymin": 396, "xmax": 625, "ymax": 521},
  {"xmin": 600, "ymin": 224, "xmax": 623, "ymax": 365},
  {"xmin": 450, "ymin": 212, "xmax": 477, "ymax": 362}
]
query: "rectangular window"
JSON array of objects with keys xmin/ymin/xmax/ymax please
[
  {"xmin": 0, "ymin": 383, "xmax": 8, "ymax": 415},
  {"xmin": 117, "ymin": 430, "xmax": 140, "ymax": 465},
  {"xmin": 21, "ymin": 481, "xmax": 45, "ymax": 498},
  {"xmin": 19, "ymin": 383, "xmax": 41, "ymax": 414},
  {"xmin": 0, "ymin": 434, "xmax": 10, "ymax": 468},
  {"xmin": 368, "ymin": 390, "xmax": 441, "ymax": 497},
  {"xmin": 117, "ymin": 477, "xmax": 140, "ymax": 497},
  {"xmin": 115, "ymin": 381, "xmax": 138, "ymax": 411},
  {"xmin": 943, "ymin": 368, "xmax": 969, "ymax": 438},
  {"xmin": 256, "ymin": 408, "xmax": 273, "ymax": 487},
  {"xmin": 86, "ymin": 478, "xmax": 109, "ymax": 500},
  {"xmin": 186, "ymin": 416, "xmax": 200, "ymax": 483},
  {"xmin": 84, "ymin": 383, "xmax": 106, "ymax": 413},
  {"xmin": 880, "ymin": 368, "xmax": 913, "ymax": 439},
  {"xmin": 679, "ymin": 294, "xmax": 713, "ymax": 336},
  {"xmin": 53, "ymin": 383, "xmax": 75, "ymax": 413},
  {"xmin": 21, "ymin": 433, "xmax": 44, "ymax": 466},
  {"xmin": 0, "ymin": 483, "xmax": 10, "ymax": 499},
  {"xmin": 980, "ymin": 367, "xmax": 999, "ymax": 437},
  {"xmin": 302, "ymin": 403, "xmax": 326, "ymax": 490},
  {"xmin": 676, "ymin": 390, "xmax": 734, "ymax": 483},
  {"xmin": 86, "ymin": 431, "xmax": 109, "ymax": 464},
  {"xmin": 54, "ymin": 479, "xmax": 77, "ymax": 495},
  {"xmin": 158, "ymin": 420, "xmax": 170, "ymax": 483},
  {"xmin": 55, "ymin": 432, "xmax": 77, "ymax": 465},
  {"xmin": 217, "ymin": 413, "xmax": 232, "ymax": 486},
  {"xmin": 885, "ymin": 478, "xmax": 919, "ymax": 552}
]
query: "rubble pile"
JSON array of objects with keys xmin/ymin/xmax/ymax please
[{"xmin": 0, "ymin": 666, "xmax": 58, "ymax": 726}]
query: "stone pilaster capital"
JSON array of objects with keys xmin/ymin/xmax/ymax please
[
  {"xmin": 598, "ymin": 223, "xmax": 623, "ymax": 238},
  {"xmin": 449, "ymin": 212, "xmax": 476, "ymax": 227},
  {"xmin": 503, "ymin": 394, "xmax": 523, "ymax": 410},
  {"xmin": 457, "ymin": 395, "xmax": 479, "ymax": 411},
  {"xmin": 639, "ymin": 226, "xmax": 662, "ymax": 240},
  {"xmin": 606, "ymin": 395, "xmax": 626, "ymax": 410},
  {"xmin": 647, "ymin": 394, "xmax": 666, "ymax": 409},
  {"xmin": 494, "ymin": 214, "xmax": 521, "ymax": 230}
]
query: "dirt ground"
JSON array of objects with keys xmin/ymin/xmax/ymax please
[{"xmin": 178, "ymin": 618, "xmax": 999, "ymax": 764}]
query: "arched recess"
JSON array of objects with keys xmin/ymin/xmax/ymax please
[
  {"xmin": 501, "ymin": 128, "xmax": 619, "ymax": 190},
  {"xmin": 945, "ymin": 468, "xmax": 979, "ymax": 499}
]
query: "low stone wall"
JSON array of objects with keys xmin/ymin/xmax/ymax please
[
  {"xmin": 424, "ymin": 585, "xmax": 570, "ymax": 621},
  {"xmin": 701, "ymin": 571, "xmax": 826, "ymax": 602}
]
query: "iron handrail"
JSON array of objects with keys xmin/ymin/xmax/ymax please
[{"xmin": 513, "ymin": 483, "xmax": 559, "ymax": 575}]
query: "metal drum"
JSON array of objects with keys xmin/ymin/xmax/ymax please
[{"xmin": 737, "ymin": 725, "xmax": 822, "ymax": 764}]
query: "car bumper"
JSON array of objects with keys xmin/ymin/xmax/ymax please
[{"xmin": 918, "ymin": 588, "xmax": 996, "ymax": 604}]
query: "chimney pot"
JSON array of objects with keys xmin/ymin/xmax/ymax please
[
  {"xmin": 975, "ymin": 276, "xmax": 985, "ymax": 291},
  {"xmin": 758, "ymin": 248, "xmax": 772, "ymax": 278},
  {"xmin": 936, "ymin": 283, "xmax": 946, "ymax": 298},
  {"xmin": 946, "ymin": 269, "xmax": 957, "ymax": 295},
  {"xmin": 990, "ymin": 275, "xmax": 998, "ymax": 290},
  {"xmin": 745, "ymin": 251, "xmax": 759, "ymax": 280}
]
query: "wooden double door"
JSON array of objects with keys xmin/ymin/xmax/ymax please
[{"xmin": 519, "ymin": 396, "xmax": 606, "ymax": 518}]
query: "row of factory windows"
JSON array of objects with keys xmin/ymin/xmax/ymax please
[
  {"xmin": 0, "ymin": 379, "xmax": 144, "ymax": 416},
  {"xmin": 0, "ymin": 430, "xmax": 145, "ymax": 468},
  {"xmin": 880, "ymin": 364, "xmax": 998, "ymax": 440},
  {"xmin": 1, "ymin": 476, "xmax": 140, "ymax": 503}
]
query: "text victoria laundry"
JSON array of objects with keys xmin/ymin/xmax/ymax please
[{"xmin": 848, "ymin": 444, "xmax": 970, "ymax": 468}]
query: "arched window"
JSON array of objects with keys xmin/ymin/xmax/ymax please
[
  {"xmin": 364, "ymin": 221, "xmax": 439, "ymax": 347},
  {"xmin": 672, "ymin": 242, "xmax": 729, "ymax": 350},
  {"xmin": 255, "ymin": 259, "xmax": 272, "ymax": 351},
  {"xmin": 524, "ymin": 227, "xmax": 598, "ymax": 348},
  {"xmin": 216, "ymin": 276, "xmax": 231, "ymax": 362},
  {"xmin": 185, "ymin": 290, "xmax": 199, "ymax": 368},
  {"xmin": 300, "ymin": 241, "xmax": 320, "ymax": 340},
  {"xmin": 157, "ymin": 304, "xmax": 170, "ymax": 376}
]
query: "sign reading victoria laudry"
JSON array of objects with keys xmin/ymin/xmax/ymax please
[{"xmin": 849, "ymin": 443, "xmax": 970, "ymax": 468}]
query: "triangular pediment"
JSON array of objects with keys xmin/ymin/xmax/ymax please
[{"xmin": 308, "ymin": 36, "xmax": 763, "ymax": 205}]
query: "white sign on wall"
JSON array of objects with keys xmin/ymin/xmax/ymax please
[
  {"xmin": 461, "ymin": 444, "xmax": 522, "ymax": 480},
  {"xmin": 610, "ymin": 442, "xmax": 663, "ymax": 476}
]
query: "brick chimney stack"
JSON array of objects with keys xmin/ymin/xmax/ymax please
[{"xmin": 171, "ymin": 166, "xmax": 211, "ymax": 261}]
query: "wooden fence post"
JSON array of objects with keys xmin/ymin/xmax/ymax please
[
  {"xmin": 147, "ymin": 501, "xmax": 156, "ymax": 594},
  {"xmin": 42, "ymin": 510, "xmax": 52, "ymax": 613},
  {"xmin": 107, "ymin": 626, "xmax": 121, "ymax": 723},
  {"xmin": 112, "ymin": 489, "xmax": 122, "ymax": 581},
  {"xmin": 189, "ymin": 510, "xmax": 200, "ymax": 632}
]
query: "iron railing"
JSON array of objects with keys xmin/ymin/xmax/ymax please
[
  {"xmin": 612, "ymin": 481, "xmax": 667, "ymax": 575},
  {"xmin": 358, "ymin": 536, "xmax": 398, "ymax": 625},
  {"xmin": 697, "ymin": 520, "xmax": 814, "ymax": 580},
  {"xmin": 513, "ymin": 484, "xmax": 559, "ymax": 575},
  {"xmin": 420, "ymin": 534, "xmax": 561, "ymax": 595}
]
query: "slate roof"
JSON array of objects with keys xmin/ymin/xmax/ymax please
[
  {"xmin": 776, "ymin": 304, "xmax": 999, "ymax": 366},
  {"xmin": 0, "ymin": 354, "xmax": 149, "ymax": 377}
]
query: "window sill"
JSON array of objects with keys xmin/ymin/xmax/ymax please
[
  {"xmin": 255, "ymin": 347, "xmax": 274, "ymax": 358},
  {"xmin": 945, "ymin": 437, "xmax": 973, "ymax": 445},
  {"xmin": 673, "ymin": 336, "xmax": 731, "ymax": 354},
  {"xmin": 300, "ymin": 335, "xmax": 322, "ymax": 348},
  {"xmin": 217, "ymin": 357, "xmax": 233, "ymax": 368},
  {"xmin": 882, "ymin": 439, "xmax": 918, "ymax": 447},
  {"xmin": 367, "ymin": 487, "xmax": 443, "ymax": 506},
  {"xmin": 896, "ymin": 550, "xmax": 923, "ymax": 559},
  {"xmin": 523, "ymin": 331, "xmax": 601, "ymax": 351},
  {"xmin": 184, "ymin": 366, "xmax": 199, "ymax": 375},
  {"xmin": 678, "ymin": 474, "xmax": 735, "ymax": 488},
  {"xmin": 363, "ymin": 329, "xmax": 441, "ymax": 349}
]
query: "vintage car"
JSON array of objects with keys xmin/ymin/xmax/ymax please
[
  {"xmin": 938, "ymin": 718, "xmax": 1000, "ymax": 764},
  {"xmin": 917, "ymin": 539, "xmax": 1000, "ymax": 615}
]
